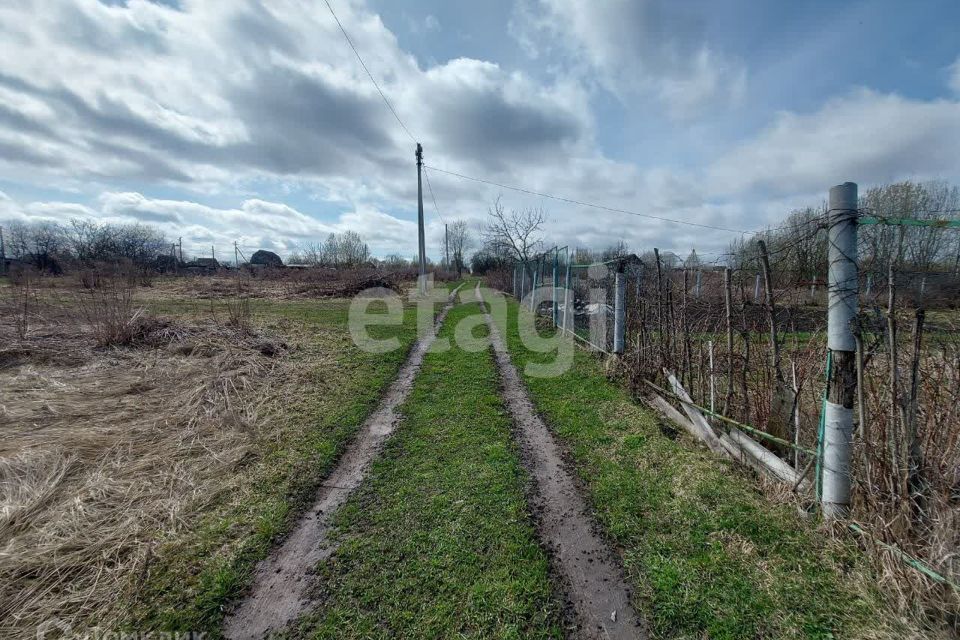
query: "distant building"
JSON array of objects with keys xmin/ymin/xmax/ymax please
[
  {"xmin": 250, "ymin": 250, "xmax": 283, "ymax": 267},
  {"xmin": 188, "ymin": 257, "xmax": 220, "ymax": 272}
]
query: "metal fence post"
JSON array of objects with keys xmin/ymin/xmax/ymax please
[
  {"xmin": 822, "ymin": 181, "xmax": 859, "ymax": 519},
  {"xmin": 613, "ymin": 265, "xmax": 626, "ymax": 354}
]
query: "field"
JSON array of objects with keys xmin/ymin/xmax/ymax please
[
  {"xmin": 0, "ymin": 272, "xmax": 425, "ymax": 634},
  {"xmin": 0, "ymin": 271, "xmax": 947, "ymax": 639}
]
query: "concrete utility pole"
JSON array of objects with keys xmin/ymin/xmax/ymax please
[
  {"xmin": 178, "ymin": 237, "xmax": 183, "ymax": 263},
  {"xmin": 212, "ymin": 246, "xmax": 216, "ymax": 261},
  {"xmin": 0, "ymin": 225, "xmax": 6, "ymax": 275},
  {"xmin": 822, "ymin": 181, "xmax": 859, "ymax": 519},
  {"xmin": 444, "ymin": 223, "xmax": 449, "ymax": 270},
  {"xmin": 415, "ymin": 143, "xmax": 426, "ymax": 293}
]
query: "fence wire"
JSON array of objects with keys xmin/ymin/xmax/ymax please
[{"xmin": 504, "ymin": 219, "xmax": 960, "ymax": 595}]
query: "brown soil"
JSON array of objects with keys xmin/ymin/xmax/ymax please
[
  {"xmin": 222, "ymin": 284, "xmax": 463, "ymax": 639},
  {"xmin": 477, "ymin": 285, "xmax": 647, "ymax": 640}
]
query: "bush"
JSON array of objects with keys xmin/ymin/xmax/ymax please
[{"xmin": 74, "ymin": 267, "xmax": 152, "ymax": 347}]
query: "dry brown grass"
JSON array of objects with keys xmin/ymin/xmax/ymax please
[
  {"xmin": 138, "ymin": 266, "xmax": 424, "ymax": 302},
  {"xmin": 0, "ymin": 282, "xmax": 292, "ymax": 633},
  {"xmin": 613, "ymin": 275, "xmax": 960, "ymax": 632}
]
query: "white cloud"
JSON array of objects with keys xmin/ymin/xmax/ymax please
[
  {"xmin": 0, "ymin": 189, "xmax": 436, "ymax": 259},
  {"xmin": 510, "ymin": 0, "xmax": 746, "ymax": 117},
  {"xmin": 0, "ymin": 1, "xmax": 956, "ymax": 263},
  {"xmin": 406, "ymin": 12, "xmax": 440, "ymax": 35},
  {"xmin": 707, "ymin": 89, "xmax": 960, "ymax": 196},
  {"xmin": 949, "ymin": 56, "xmax": 960, "ymax": 95},
  {"xmin": 0, "ymin": 0, "xmax": 588, "ymax": 200}
]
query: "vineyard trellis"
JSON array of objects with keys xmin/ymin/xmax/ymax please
[{"xmin": 508, "ymin": 181, "xmax": 960, "ymax": 599}]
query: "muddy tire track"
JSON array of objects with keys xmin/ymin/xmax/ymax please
[
  {"xmin": 477, "ymin": 285, "xmax": 646, "ymax": 640},
  {"xmin": 223, "ymin": 284, "xmax": 464, "ymax": 640}
]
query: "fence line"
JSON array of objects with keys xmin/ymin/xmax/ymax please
[{"xmin": 503, "ymin": 180, "xmax": 960, "ymax": 596}]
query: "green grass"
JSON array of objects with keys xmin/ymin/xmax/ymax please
[
  {"xmin": 128, "ymin": 296, "xmax": 426, "ymax": 634},
  {"xmin": 295, "ymin": 300, "xmax": 564, "ymax": 639},
  {"xmin": 490, "ymin": 293, "xmax": 900, "ymax": 639}
]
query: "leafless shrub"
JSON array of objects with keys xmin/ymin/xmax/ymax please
[
  {"xmin": 73, "ymin": 266, "xmax": 155, "ymax": 347},
  {"xmin": 226, "ymin": 295, "xmax": 251, "ymax": 331},
  {"xmin": 618, "ymin": 265, "xmax": 960, "ymax": 630}
]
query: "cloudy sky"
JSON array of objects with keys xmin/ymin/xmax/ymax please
[{"xmin": 1, "ymin": 0, "xmax": 958, "ymax": 262}]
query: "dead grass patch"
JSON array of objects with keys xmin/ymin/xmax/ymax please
[{"xmin": 0, "ymin": 309, "xmax": 289, "ymax": 633}]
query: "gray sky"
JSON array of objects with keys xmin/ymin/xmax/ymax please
[{"xmin": 1, "ymin": 0, "xmax": 959, "ymax": 262}]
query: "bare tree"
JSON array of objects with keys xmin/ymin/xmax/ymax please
[
  {"xmin": 320, "ymin": 231, "xmax": 369, "ymax": 268},
  {"xmin": 483, "ymin": 195, "xmax": 545, "ymax": 270},
  {"xmin": 599, "ymin": 241, "xmax": 630, "ymax": 262},
  {"xmin": 447, "ymin": 220, "xmax": 472, "ymax": 277}
]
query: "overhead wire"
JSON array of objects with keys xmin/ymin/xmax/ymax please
[
  {"xmin": 323, "ymin": 0, "xmax": 416, "ymax": 144},
  {"xmin": 422, "ymin": 165, "xmax": 446, "ymax": 225},
  {"xmin": 325, "ymin": 0, "xmax": 450, "ymax": 227},
  {"xmin": 424, "ymin": 164, "xmax": 754, "ymax": 235},
  {"xmin": 324, "ymin": 0, "xmax": 865, "ymax": 245}
]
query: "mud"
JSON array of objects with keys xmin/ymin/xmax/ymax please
[
  {"xmin": 223, "ymin": 285, "xmax": 463, "ymax": 639},
  {"xmin": 477, "ymin": 285, "xmax": 647, "ymax": 640}
]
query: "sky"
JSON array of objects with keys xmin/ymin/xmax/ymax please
[{"xmin": 0, "ymin": 0, "xmax": 958, "ymax": 263}]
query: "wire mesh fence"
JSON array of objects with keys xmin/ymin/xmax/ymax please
[
  {"xmin": 503, "ymin": 208, "xmax": 960, "ymax": 608},
  {"xmin": 512, "ymin": 250, "xmax": 644, "ymax": 354}
]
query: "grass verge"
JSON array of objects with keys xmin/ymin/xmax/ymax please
[
  {"xmin": 128, "ymin": 297, "xmax": 422, "ymax": 633},
  {"xmin": 294, "ymin": 300, "xmax": 564, "ymax": 639},
  {"xmin": 492, "ymin": 292, "xmax": 906, "ymax": 639}
]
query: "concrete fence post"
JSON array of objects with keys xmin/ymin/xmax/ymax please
[
  {"xmin": 822, "ymin": 181, "xmax": 859, "ymax": 519},
  {"xmin": 553, "ymin": 251, "xmax": 559, "ymax": 327},
  {"xmin": 588, "ymin": 263, "xmax": 607, "ymax": 351},
  {"xmin": 531, "ymin": 266, "xmax": 539, "ymax": 311},
  {"xmin": 613, "ymin": 266, "xmax": 626, "ymax": 354}
]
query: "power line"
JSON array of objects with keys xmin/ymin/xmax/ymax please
[
  {"xmin": 422, "ymin": 165, "xmax": 446, "ymax": 224},
  {"xmin": 326, "ymin": 0, "xmax": 823, "ymax": 241},
  {"xmin": 324, "ymin": 0, "xmax": 417, "ymax": 144},
  {"xmin": 424, "ymin": 164, "xmax": 759, "ymax": 235}
]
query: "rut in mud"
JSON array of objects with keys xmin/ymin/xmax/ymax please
[
  {"xmin": 477, "ymin": 286, "xmax": 647, "ymax": 640},
  {"xmin": 223, "ymin": 285, "xmax": 462, "ymax": 640}
]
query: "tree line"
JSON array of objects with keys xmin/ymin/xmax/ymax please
[
  {"xmin": 1, "ymin": 219, "xmax": 169, "ymax": 273},
  {"xmin": 469, "ymin": 180, "xmax": 960, "ymax": 283},
  {"xmin": 727, "ymin": 180, "xmax": 960, "ymax": 283}
]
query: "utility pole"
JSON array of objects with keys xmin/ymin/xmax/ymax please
[
  {"xmin": 212, "ymin": 246, "xmax": 216, "ymax": 261},
  {"xmin": 234, "ymin": 241, "xmax": 239, "ymax": 268},
  {"xmin": 415, "ymin": 143, "xmax": 426, "ymax": 294},
  {"xmin": 444, "ymin": 223, "xmax": 449, "ymax": 271},
  {"xmin": 0, "ymin": 225, "xmax": 6, "ymax": 275},
  {"xmin": 822, "ymin": 182, "xmax": 859, "ymax": 519},
  {"xmin": 178, "ymin": 237, "xmax": 183, "ymax": 263}
]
